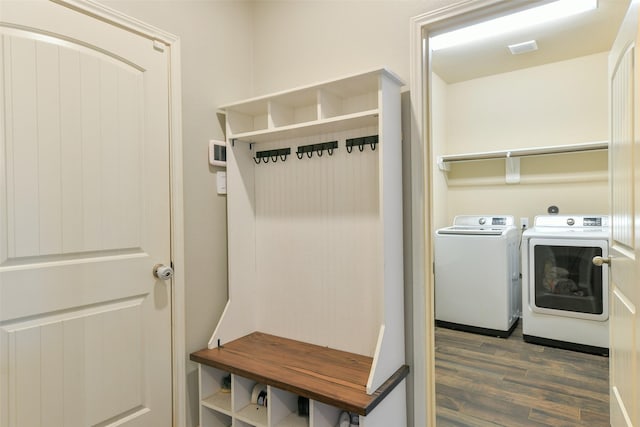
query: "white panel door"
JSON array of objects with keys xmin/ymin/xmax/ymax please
[
  {"xmin": 609, "ymin": 2, "xmax": 639, "ymax": 426},
  {"xmin": 0, "ymin": 1, "xmax": 172, "ymax": 426}
]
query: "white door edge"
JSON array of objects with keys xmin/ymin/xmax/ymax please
[{"xmin": 49, "ymin": 1, "xmax": 186, "ymax": 425}]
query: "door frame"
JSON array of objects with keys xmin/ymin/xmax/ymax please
[
  {"xmin": 50, "ymin": 0, "xmax": 186, "ymax": 424},
  {"xmin": 409, "ymin": 1, "xmax": 544, "ymax": 425}
]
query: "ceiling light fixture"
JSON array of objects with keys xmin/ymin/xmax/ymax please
[{"xmin": 429, "ymin": 0, "xmax": 598, "ymax": 51}]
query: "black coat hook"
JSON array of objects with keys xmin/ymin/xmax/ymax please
[
  {"xmin": 296, "ymin": 141, "xmax": 338, "ymax": 159},
  {"xmin": 366, "ymin": 135, "xmax": 378, "ymax": 151},
  {"xmin": 346, "ymin": 135, "xmax": 379, "ymax": 154},
  {"xmin": 255, "ymin": 147, "xmax": 291, "ymax": 164}
]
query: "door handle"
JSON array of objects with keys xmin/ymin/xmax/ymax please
[
  {"xmin": 592, "ymin": 256, "xmax": 610, "ymax": 266},
  {"xmin": 153, "ymin": 264, "xmax": 174, "ymax": 280}
]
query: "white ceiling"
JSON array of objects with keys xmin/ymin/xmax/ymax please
[{"xmin": 431, "ymin": 0, "xmax": 630, "ymax": 83}]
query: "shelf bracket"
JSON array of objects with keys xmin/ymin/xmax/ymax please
[
  {"xmin": 437, "ymin": 156, "xmax": 450, "ymax": 172},
  {"xmin": 505, "ymin": 153, "xmax": 520, "ymax": 184}
]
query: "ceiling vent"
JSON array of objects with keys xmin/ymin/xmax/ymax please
[{"xmin": 508, "ymin": 40, "xmax": 539, "ymax": 55}]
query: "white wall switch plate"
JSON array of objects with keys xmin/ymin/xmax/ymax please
[{"xmin": 216, "ymin": 171, "xmax": 227, "ymax": 195}]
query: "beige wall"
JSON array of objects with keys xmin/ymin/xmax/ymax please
[
  {"xmin": 100, "ymin": 2, "xmax": 253, "ymax": 426},
  {"xmin": 432, "ymin": 72, "xmax": 450, "ymax": 234},
  {"xmin": 251, "ymin": 0, "xmax": 450, "ymax": 93},
  {"xmin": 433, "ymin": 52, "xmax": 609, "ymax": 229},
  {"xmin": 445, "ymin": 52, "xmax": 608, "ymax": 152}
]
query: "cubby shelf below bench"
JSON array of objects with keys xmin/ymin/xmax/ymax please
[{"xmin": 190, "ymin": 332, "xmax": 409, "ymax": 416}]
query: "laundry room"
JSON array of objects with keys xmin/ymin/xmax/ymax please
[
  {"xmin": 427, "ymin": 0, "xmax": 625, "ymax": 339},
  {"xmin": 426, "ymin": 0, "xmax": 628, "ymax": 424}
]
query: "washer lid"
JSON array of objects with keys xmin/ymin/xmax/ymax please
[
  {"xmin": 438, "ymin": 215, "xmax": 516, "ymax": 236},
  {"xmin": 437, "ymin": 226, "xmax": 507, "ymax": 236}
]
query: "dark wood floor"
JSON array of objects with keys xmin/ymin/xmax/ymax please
[{"xmin": 435, "ymin": 322, "xmax": 609, "ymax": 426}]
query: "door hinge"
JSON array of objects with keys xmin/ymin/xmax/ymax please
[{"xmin": 153, "ymin": 40, "xmax": 165, "ymax": 52}]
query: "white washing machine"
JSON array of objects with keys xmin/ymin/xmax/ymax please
[
  {"xmin": 434, "ymin": 215, "xmax": 521, "ymax": 337},
  {"xmin": 521, "ymin": 215, "xmax": 609, "ymax": 355}
]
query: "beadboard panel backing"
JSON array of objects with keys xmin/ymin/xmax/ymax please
[{"xmin": 252, "ymin": 125, "xmax": 382, "ymax": 356}]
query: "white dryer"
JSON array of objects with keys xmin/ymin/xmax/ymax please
[
  {"xmin": 521, "ymin": 215, "xmax": 609, "ymax": 355},
  {"xmin": 434, "ymin": 215, "xmax": 521, "ymax": 337}
]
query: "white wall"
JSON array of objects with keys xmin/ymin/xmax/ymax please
[{"xmin": 99, "ymin": 2, "xmax": 254, "ymax": 426}]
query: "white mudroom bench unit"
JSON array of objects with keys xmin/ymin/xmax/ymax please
[{"xmin": 190, "ymin": 68, "xmax": 408, "ymax": 427}]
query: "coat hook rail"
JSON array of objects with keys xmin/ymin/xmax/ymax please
[
  {"xmin": 296, "ymin": 141, "xmax": 338, "ymax": 159},
  {"xmin": 254, "ymin": 147, "xmax": 291, "ymax": 164},
  {"xmin": 346, "ymin": 135, "xmax": 378, "ymax": 153}
]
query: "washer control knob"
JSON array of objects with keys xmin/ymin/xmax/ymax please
[
  {"xmin": 567, "ymin": 218, "xmax": 575, "ymax": 226},
  {"xmin": 479, "ymin": 218, "xmax": 486, "ymax": 225}
]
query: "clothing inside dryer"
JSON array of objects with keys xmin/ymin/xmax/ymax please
[{"xmin": 533, "ymin": 245, "xmax": 603, "ymax": 314}]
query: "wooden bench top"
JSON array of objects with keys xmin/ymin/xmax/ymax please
[{"xmin": 190, "ymin": 332, "xmax": 409, "ymax": 416}]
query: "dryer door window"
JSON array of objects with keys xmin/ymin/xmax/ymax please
[{"xmin": 529, "ymin": 239, "xmax": 608, "ymax": 321}]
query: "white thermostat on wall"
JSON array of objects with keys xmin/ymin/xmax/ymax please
[{"xmin": 209, "ymin": 139, "xmax": 226, "ymax": 167}]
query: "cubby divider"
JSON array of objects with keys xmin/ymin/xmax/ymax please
[
  {"xmin": 235, "ymin": 419, "xmax": 257, "ymax": 427},
  {"xmin": 200, "ymin": 407, "xmax": 232, "ymax": 427},
  {"xmin": 232, "ymin": 376, "xmax": 268, "ymax": 426},
  {"xmin": 269, "ymin": 387, "xmax": 309, "ymax": 427},
  {"xmin": 199, "ymin": 366, "xmax": 232, "ymax": 415},
  {"xmin": 268, "ymin": 96, "xmax": 317, "ymax": 128},
  {"xmin": 226, "ymin": 98, "xmax": 269, "ymax": 135},
  {"xmin": 317, "ymin": 88, "xmax": 343, "ymax": 120},
  {"xmin": 310, "ymin": 401, "xmax": 342, "ymax": 427}
]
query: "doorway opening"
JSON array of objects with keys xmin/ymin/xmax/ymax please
[{"xmin": 409, "ymin": 0, "xmax": 628, "ymax": 424}]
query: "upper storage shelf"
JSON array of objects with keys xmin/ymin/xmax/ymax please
[
  {"xmin": 437, "ymin": 140, "xmax": 608, "ymax": 170},
  {"xmin": 220, "ymin": 68, "xmax": 403, "ymax": 143}
]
